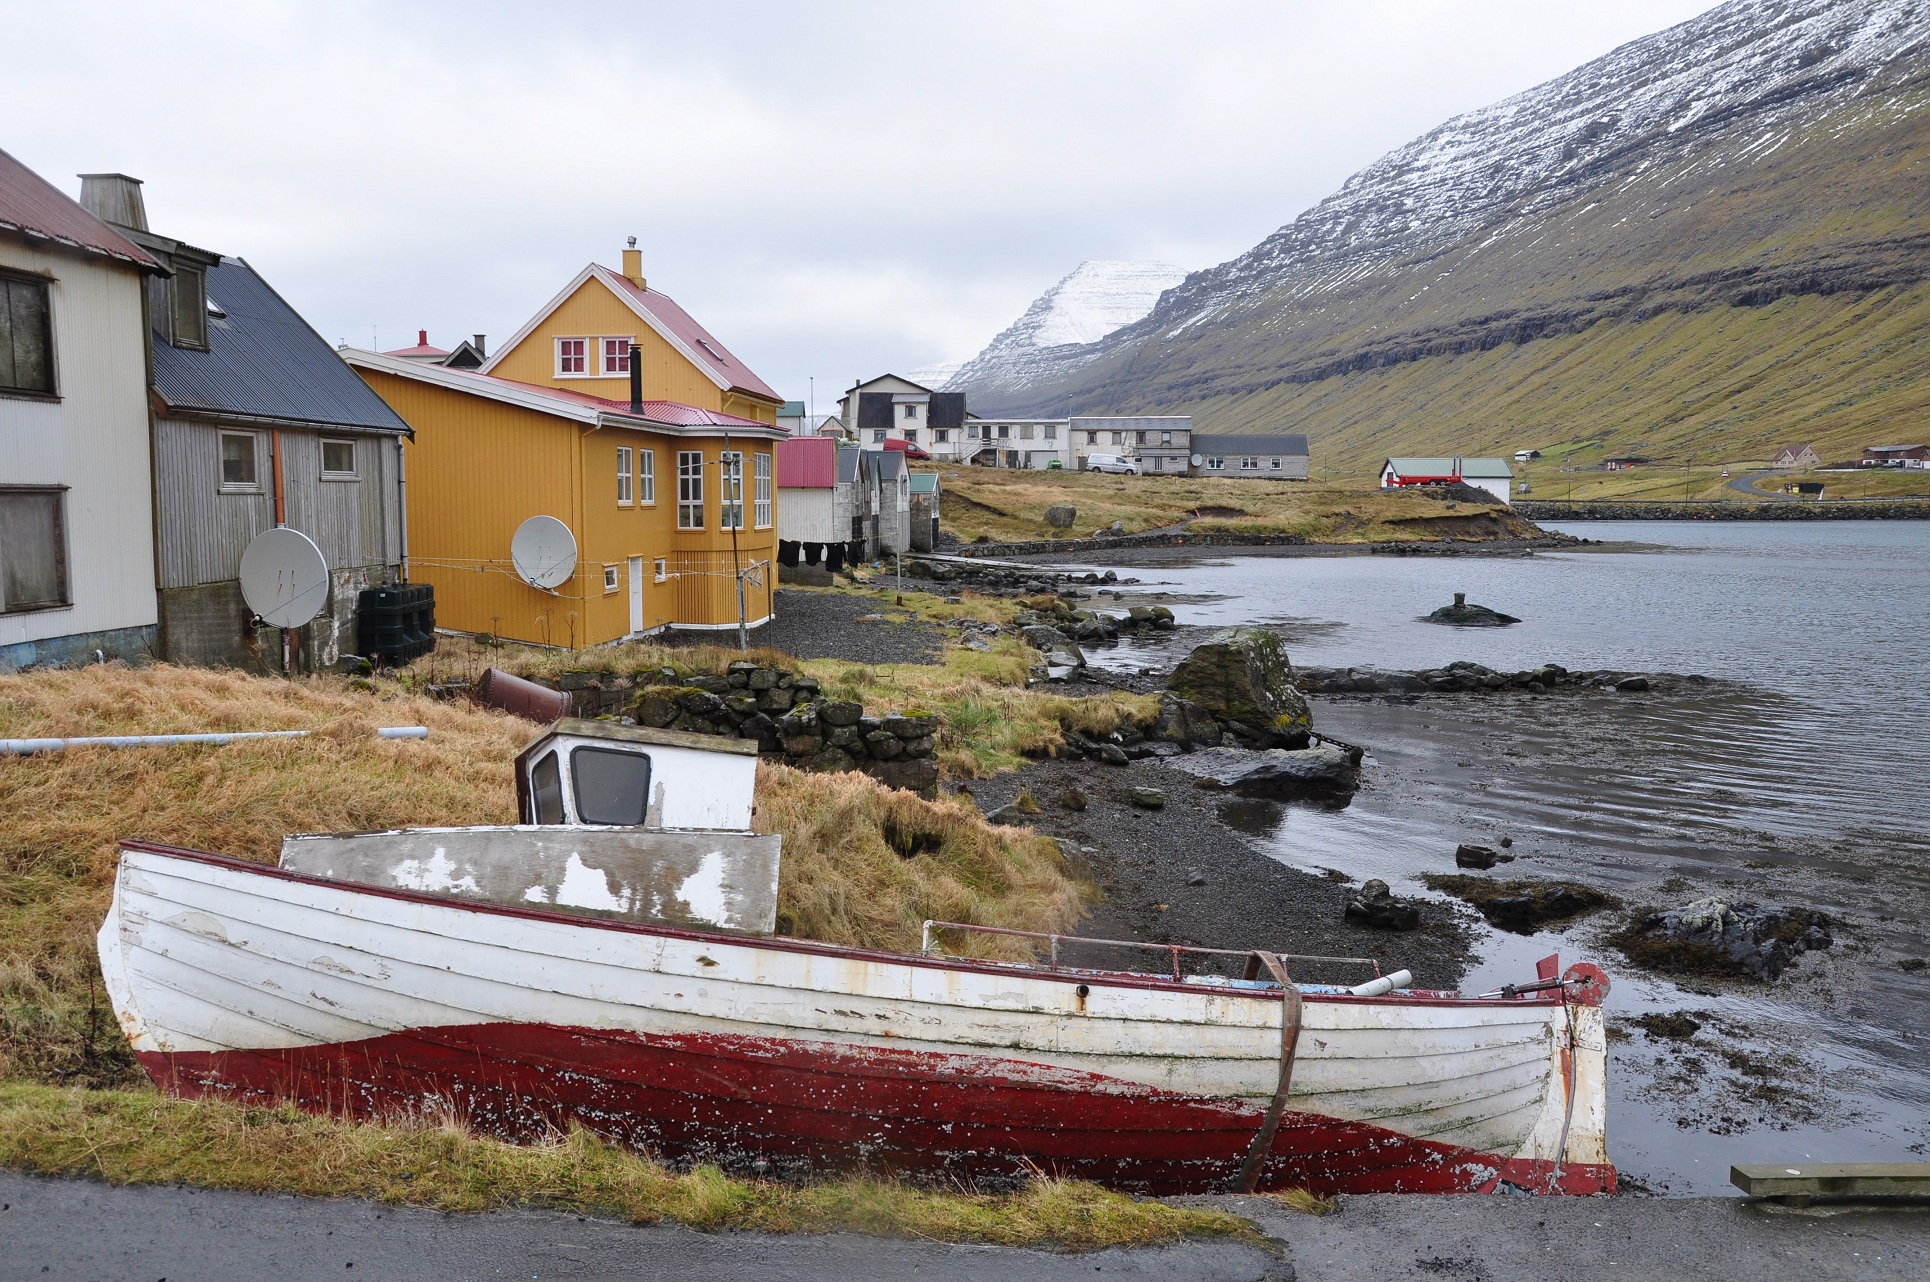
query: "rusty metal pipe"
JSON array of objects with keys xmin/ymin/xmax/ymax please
[{"xmin": 475, "ymin": 667, "xmax": 571, "ymax": 723}]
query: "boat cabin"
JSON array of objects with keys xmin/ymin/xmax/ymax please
[{"xmin": 514, "ymin": 718, "xmax": 758, "ymax": 831}]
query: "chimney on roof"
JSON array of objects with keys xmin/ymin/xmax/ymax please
[
  {"xmin": 77, "ymin": 173, "xmax": 148, "ymax": 231},
  {"xmin": 417, "ymin": 329, "xmax": 428, "ymax": 347},
  {"xmin": 622, "ymin": 235, "xmax": 646, "ymax": 291},
  {"xmin": 473, "ymin": 334, "xmax": 486, "ymax": 357}
]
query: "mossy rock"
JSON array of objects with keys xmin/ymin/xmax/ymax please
[{"xmin": 1167, "ymin": 627, "xmax": 1311, "ymax": 747}]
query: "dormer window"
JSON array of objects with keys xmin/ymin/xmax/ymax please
[
  {"xmin": 556, "ymin": 338, "xmax": 588, "ymax": 376},
  {"xmin": 170, "ymin": 263, "xmax": 209, "ymax": 351},
  {"xmin": 602, "ymin": 338, "xmax": 631, "ymax": 375}
]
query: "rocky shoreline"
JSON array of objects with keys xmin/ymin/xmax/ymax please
[
  {"xmin": 1295, "ymin": 660, "xmax": 1714, "ymax": 696},
  {"xmin": 1517, "ymin": 498, "xmax": 1930, "ymax": 521}
]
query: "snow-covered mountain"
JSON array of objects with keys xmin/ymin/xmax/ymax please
[
  {"xmin": 966, "ymin": 0, "xmax": 1930, "ymax": 458},
  {"xmin": 944, "ymin": 260, "xmax": 1188, "ymax": 397},
  {"xmin": 905, "ymin": 359, "xmax": 965, "ymax": 391}
]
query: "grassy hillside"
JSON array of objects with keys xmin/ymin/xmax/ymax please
[{"xmin": 984, "ymin": 46, "xmax": 1930, "ymax": 480}]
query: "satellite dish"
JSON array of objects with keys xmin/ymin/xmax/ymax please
[
  {"xmin": 511, "ymin": 515, "xmax": 578, "ymax": 589},
  {"xmin": 1190, "ymin": 453, "xmax": 1204, "ymax": 467},
  {"xmin": 239, "ymin": 527, "xmax": 330, "ymax": 628}
]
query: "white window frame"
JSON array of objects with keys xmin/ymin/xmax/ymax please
[
  {"xmin": 653, "ymin": 557, "xmax": 668, "ymax": 582},
  {"xmin": 872, "ymin": 428, "xmax": 886, "ymax": 444},
  {"xmin": 319, "ymin": 438, "xmax": 359, "ymax": 480},
  {"xmin": 903, "ymin": 427, "xmax": 918, "ymax": 444},
  {"xmin": 677, "ymin": 451, "xmax": 704, "ymax": 529},
  {"xmin": 719, "ymin": 450, "xmax": 744, "ymax": 530},
  {"xmin": 1206, "ymin": 456, "xmax": 1225, "ymax": 471},
  {"xmin": 1270, "ymin": 457, "xmax": 1283, "ymax": 470},
  {"xmin": 602, "ymin": 564, "xmax": 619, "ymax": 593},
  {"xmin": 753, "ymin": 452, "xmax": 772, "ymax": 528},
  {"xmin": 601, "ymin": 337, "xmax": 633, "ymax": 376},
  {"xmin": 219, "ymin": 431, "xmax": 261, "ymax": 492},
  {"xmin": 637, "ymin": 448, "xmax": 655, "ymax": 504},
  {"xmin": 935, "ymin": 428, "xmax": 950, "ymax": 444},
  {"xmin": 616, "ymin": 445, "xmax": 633, "ymax": 505},
  {"xmin": 1240, "ymin": 456, "xmax": 1259, "ymax": 471},
  {"xmin": 556, "ymin": 337, "xmax": 590, "ymax": 377},
  {"xmin": 902, "ymin": 403, "xmax": 917, "ymax": 420}
]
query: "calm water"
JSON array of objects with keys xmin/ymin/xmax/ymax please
[{"xmin": 1066, "ymin": 522, "xmax": 1930, "ymax": 1194}]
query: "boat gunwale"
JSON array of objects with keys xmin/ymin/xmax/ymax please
[{"xmin": 117, "ymin": 840, "xmax": 1567, "ymax": 1010}]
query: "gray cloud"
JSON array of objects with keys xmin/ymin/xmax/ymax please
[{"xmin": 7, "ymin": 0, "xmax": 1714, "ymax": 404}]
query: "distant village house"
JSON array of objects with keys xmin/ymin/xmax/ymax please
[
  {"xmin": 1771, "ymin": 443, "xmax": 1821, "ymax": 469},
  {"xmin": 1380, "ymin": 456, "xmax": 1515, "ymax": 505},
  {"xmin": 1861, "ymin": 444, "xmax": 1929, "ymax": 468},
  {"xmin": 1191, "ymin": 433, "xmax": 1308, "ymax": 480}
]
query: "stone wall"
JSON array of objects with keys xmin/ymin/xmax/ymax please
[
  {"xmin": 951, "ymin": 530, "xmax": 1310, "ymax": 558},
  {"xmin": 549, "ymin": 662, "xmax": 939, "ymax": 796},
  {"xmin": 1516, "ymin": 499, "xmax": 1930, "ymax": 521}
]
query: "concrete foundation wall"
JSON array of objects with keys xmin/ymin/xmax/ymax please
[
  {"xmin": 0, "ymin": 623, "xmax": 158, "ymax": 674},
  {"xmin": 161, "ymin": 563, "xmax": 401, "ymax": 673}
]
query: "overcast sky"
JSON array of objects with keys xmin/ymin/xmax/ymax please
[{"xmin": 9, "ymin": 0, "xmax": 1716, "ymax": 408}]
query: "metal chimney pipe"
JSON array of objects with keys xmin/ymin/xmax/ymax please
[{"xmin": 629, "ymin": 342, "xmax": 643, "ymax": 414}]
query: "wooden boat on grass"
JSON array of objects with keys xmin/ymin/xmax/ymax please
[{"xmin": 97, "ymin": 722, "xmax": 1613, "ymax": 1197}]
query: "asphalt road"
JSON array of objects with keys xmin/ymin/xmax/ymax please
[{"xmin": 7, "ymin": 1172, "xmax": 1928, "ymax": 1282}]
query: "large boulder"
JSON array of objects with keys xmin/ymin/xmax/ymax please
[
  {"xmin": 1043, "ymin": 504, "xmax": 1078, "ymax": 529},
  {"xmin": 1167, "ymin": 627, "xmax": 1312, "ymax": 748},
  {"xmin": 1631, "ymin": 897, "xmax": 1833, "ymax": 980},
  {"xmin": 1424, "ymin": 593, "xmax": 1520, "ymax": 627},
  {"xmin": 1152, "ymin": 694, "xmax": 1220, "ymax": 747},
  {"xmin": 1226, "ymin": 745, "xmax": 1357, "ymax": 802}
]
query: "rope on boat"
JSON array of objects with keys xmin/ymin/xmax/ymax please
[{"xmin": 1234, "ymin": 952, "xmax": 1304, "ymax": 1194}]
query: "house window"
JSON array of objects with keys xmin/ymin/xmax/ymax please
[
  {"xmin": 1206, "ymin": 457, "xmax": 1225, "ymax": 471},
  {"xmin": 935, "ymin": 428, "xmax": 949, "ymax": 444},
  {"xmin": 1270, "ymin": 457, "xmax": 1282, "ymax": 470},
  {"xmin": 1240, "ymin": 457, "xmax": 1259, "ymax": 470},
  {"xmin": 638, "ymin": 448, "xmax": 655, "ymax": 503},
  {"xmin": 602, "ymin": 564, "xmax": 619, "ymax": 593},
  {"xmin": 904, "ymin": 428, "xmax": 918, "ymax": 445},
  {"xmin": 320, "ymin": 438, "xmax": 357, "ymax": 479},
  {"xmin": 997, "ymin": 425, "xmax": 1010, "ymax": 439},
  {"xmin": 719, "ymin": 451, "xmax": 744, "ymax": 529},
  {"xmin": 602, "ymin": 338, "xmax": 632, "ymax": 375},
  {"xmin": 616, "ymin": 446, "xmax": 633, "ymax": 505},
  {"xmin": 0, "ymin": 488, "xmax": 69, "ymax": 613},
  {"xmin": 1044, "ymin": 424, "xmax": 1057, "ymax": 440},
  {"xmin": 677, "ymin": 451, "xmax": 704, "ymax": 529},
  {"xmin": 1111, "ymin": 432, "xmax": 1123, "ymax": 445},
  {"xmin": 653, "ymin": 557, "xmax": 668, "ymax": 582},
  {"xmin": 754, "ymin": 452, "xmax": 772, "ymax": 528},
  {"xmin": 0, "ymin": 272, "xmax": 55, "ymax": 396},
  {"xmin": 1020, "ymin": 424, "xmax": 1034, "ymax": 440},
  {"xmin": 1136, "ymin": 431, "xmax": 1147, "ymax": 445},
  {"xmin": 219, "ymin": 432, "xmax": 259, "ymax": 490},
  {"xmin": 872, "ymin": 429, "xmax": 886, "ymax": 444},
  {"xmin": 1161, "ymin": 432, "xmax": 1172, "ymax": 444},
  {"xmin": 170, "ymin": 264, "xmax": 209, "ymax": 351},
  {"xmin": 556, "ymin": 338, "xmax": 588, "ymax": 375},
  {"xmin": 902, "ymin": 404, "xmax": 917, "ymax": 419}
]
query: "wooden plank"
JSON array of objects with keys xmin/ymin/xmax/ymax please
[{"xmin": 1731, "ymin": 1163, "xmax": 1930, "ymax": 1197}]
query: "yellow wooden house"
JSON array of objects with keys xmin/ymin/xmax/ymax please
[{"xmin": 344, "ymin": 248, "xmax": 785, "ymax": 648}]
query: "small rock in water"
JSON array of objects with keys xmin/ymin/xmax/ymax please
[
  {"xmin": 1628, "ymin": 897, "xmax": 1833, "ymax": 980},
  {"xmin": 1345, "ymin": 879, "xmax": 1421, "ymax": 931},
  {"xmin": 1227, "ymin": 745, "xmax": 1358, "ymax": 802},
  {"xmin": 1615, "ymin": 676, "xmax": 1651, "ymax": 692},
  {"xmin": 1129, "ymin": 786, "xmax": 1167, "ymax": 810},
  {"xmin": 1423, "ymin": 592, "xmax": 1520, "ymax": 628}
]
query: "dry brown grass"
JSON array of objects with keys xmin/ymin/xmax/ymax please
[
  {"xmin": 0, "ymin": 1084, "xmax": 1255, "ymax": 1249},
  {"xmin": 0, "ymin": 663, "xmax": 1092, "ymax": 1087},
  {"xmin": 934, "ymin": 467, "xmax": 1539, "ymax": 544}
]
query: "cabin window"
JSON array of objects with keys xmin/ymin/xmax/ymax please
[
  {"xmin": 0, "ymin": 488, "xmax": 70, "ymax": 613},
  {"xmin": 1270, "ymin": 457, "xmax": 1282, "ymax": 470},
  {"xmin": 571, "ymin": 745, "xmax": 651, "ymax": 826},
  {"xmin": 170, "ymin": 264, "xmax": 209, "ymax": 351},
  {"xmin": 1206, "ymin": 457, "xmax": 1225, "ymax": 471},
  {"xmin": 0, "ymin": 272, "xmax": 55, "ymax": 396},
  {"xmin": 219, "ymin": 432, "xmax": 259, "ymax": 490},
  {"xmin": 719, "ymin": 451, "xmax": 744, "ymax": 529},
  {"xmin": 530, "ymin": 751, "xmax": 565, "ymax": 824},
  {"xmin": 602, "ymin": 338, "xmax": 631, "ymax": 375},
  {"xmin": 321, "ymin": 438, "xmax": 357, "ymax": 479},
  {"xmin": 1240, "ymin": 457, "xmax": 1258, "ymax": 470},
  {"xmin": 616, "ymin": 446, "xmax": 633, "ymax": 505},
  {"xmin": 753, "ymin": 452, "xmax": 772, "ymax": 528},
  {"xmin": 602, "ymin": 564, "xmax": 619, "ymax": 592},
  {"xmin": 677, "ymin": 451, "xmax": 704, "ymax": 528},
  {"xmin": 556, "ymin": 338, "xmax": 588, "ymax": 376},
  {"xmin": 637, "ymin": 448, "xmax": 655, "ymax": 503}
]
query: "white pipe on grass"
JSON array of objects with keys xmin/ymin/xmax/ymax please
[{"xmin": 0, "ymin": 727, "xmax": 429, "ymax": 755}]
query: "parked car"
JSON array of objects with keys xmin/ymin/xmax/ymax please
[
  {"xmin": 882, "ymin": 438, "xmax": 930, "ymax": 460},
  {"xmin": 1085, "ymin": 454, "xmax": 1139, "ymax": 475}
]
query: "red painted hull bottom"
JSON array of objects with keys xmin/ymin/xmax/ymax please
[{"xmin": 139, "ymin": 1022, "xmax": 1613, "ymax": 1197}]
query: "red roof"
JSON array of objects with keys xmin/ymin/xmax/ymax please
[
  {"xmin": 603, "ymin": 271, "xmax": 782, "ymax": 404},
  {"xmin": 430, "ymin": 365, "xmax": 769, "ymax": 428},
  {"xmin": 778, "ymin": 435, "xmax": 837, "ymax": 488},
  {"xmin": 384, "ymin": 329, "xmax": 448, "ymax": 358},
  {"xmin": 0, "ymin": 147, "xmax": 158, "ymax": 270}
]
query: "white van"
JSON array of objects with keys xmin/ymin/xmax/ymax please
[{"xmin": 1085, "ymin": 454, "xmax": 1139, "ymax": 475}]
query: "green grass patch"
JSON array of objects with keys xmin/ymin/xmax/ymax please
[{"xmin": 0, "ymin": 1084, "xmax": 1257, "ymax": 1250}]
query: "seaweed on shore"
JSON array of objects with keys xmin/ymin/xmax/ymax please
[{"xmin": 1421, "ymin": 874, "xmax": 1616, "ymax": 935}]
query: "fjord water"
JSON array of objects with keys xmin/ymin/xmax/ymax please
[{"xmin": 1080, "ymin": 521, "xmax": 1930, "ymax": 1194}]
